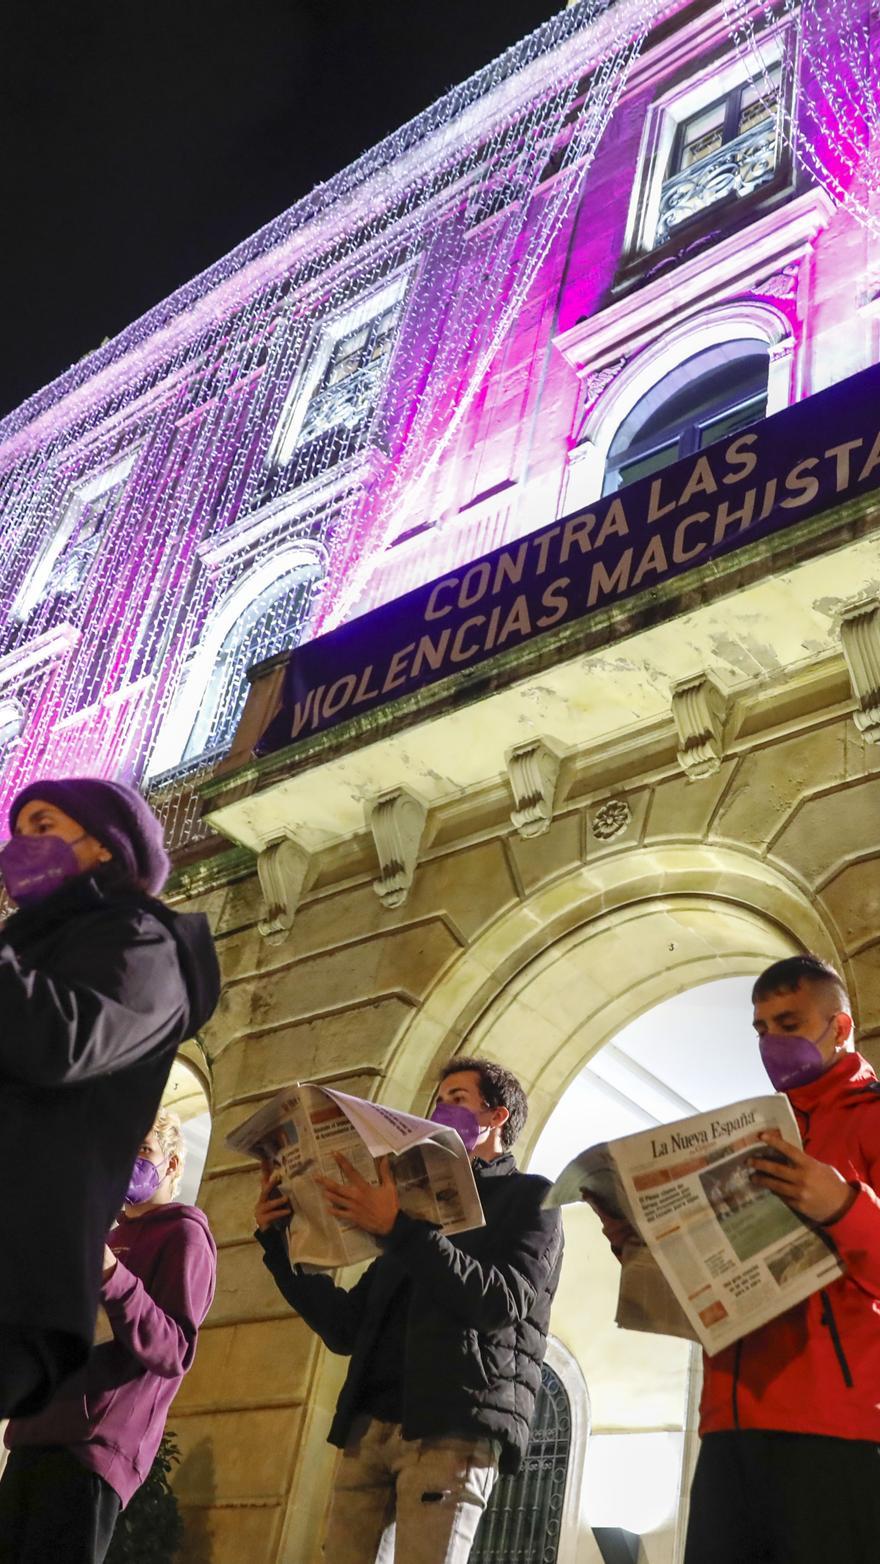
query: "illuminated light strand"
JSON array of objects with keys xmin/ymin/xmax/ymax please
[
  {"xmin": 3, "ymin": 0, "xmax": 875, "ymax": 843},
  {"xmin": 723, "ymin": 0, "xmax": 880, "ymax": 237},
  {"xmin": 0, "ymin": 0, "xmax": 665, "ymax": 831}
]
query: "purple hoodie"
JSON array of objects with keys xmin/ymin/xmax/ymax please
[{"xmin": 5, "ymin": 1202, "xmax": 216, "ymax": 1506}]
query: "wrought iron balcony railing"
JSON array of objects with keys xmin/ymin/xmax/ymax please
[{"xmin": 655, "ymin": 120, "xmax": 779, "ymax": 248}]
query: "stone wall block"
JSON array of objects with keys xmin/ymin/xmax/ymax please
[
  {"xmin": 771, "ymin": 775, "xmax": 880, "ymax": 888},
  {"xmin": 713, "ymin": 724, "xmax": 848, "ymax": 850},
  {"xmin": 176, "ymin": 1504, "xmax": 282, "ymax": 1564},
  {"xmin": 820, "ymin": 860, "xmax": 880, "ymax": 952},
  {"xmin": 211, "ymin": 922, "xmax": 460, "ymax": 1046},
  {"xmin": 171, "ymin": 1406, "xmax": 300, "ymax": 1505},
  {"xmin": 508, "ymin": 810, "xmax": 582, "ymax": 893},
  {"xmin": 645, "ymin": 760, "xmax": 738, "ymax": 842},
  {"xmin": 209, "ymin": 999, "xmax": 413, "ymax": 1105},
  {"xmin": 174, "ymin": 1316, "xmax": 317, "ymax": 1413},
  {"xmin": 208, "ymin": 1243, "xmax": 293, "ymax": 1326}
]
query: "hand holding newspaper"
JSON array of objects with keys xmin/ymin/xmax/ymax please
[
  {"xmin": 227, "ymin": 1082, "xmax": 485, "ymax": 1267},
  {"xmin": 544, "ymin": 1094, "xmax": 843, "ymax": 1355}
]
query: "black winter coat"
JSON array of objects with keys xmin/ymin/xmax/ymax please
[
  {"xmin": 258, "ymin": 1152, "xmax": 564, "ymax": 1473},
  {"xmin": 0, "ymin": 871, "xmax": 220, "ymax": 1401}
]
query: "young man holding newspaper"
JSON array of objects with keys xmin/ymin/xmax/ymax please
[
  {"xmin": 253, "ymin": 1058, "xmax": 563, "ymax": 1564},
  {"xmin": 598, "ymin": 954, "xmax": 880, "ymax": 1564}
]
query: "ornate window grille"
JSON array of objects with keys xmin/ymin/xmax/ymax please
[
  {"xmin": 298, "ymin": 303, "xmax": 401, "ymax": 445},
  {"xmin": 656, "ymin": 66, "xmax": 782, "ymax": 247},
  {"xmin": 469, "ymin": 1363, "xmax": 571, "ymax": 1564}
]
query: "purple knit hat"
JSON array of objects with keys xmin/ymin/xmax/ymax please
[{"xmin": 9, "ymin": 777, "xmax": 171, "ymax": 895}]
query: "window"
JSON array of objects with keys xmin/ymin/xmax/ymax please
[
  {"xmin": 180, "ymin": 561, "xmax": 321, "ymax": 765},
  {"xmin": 657, "ymin": 65, "xmax": 783, "ymax": 246},
  {"xmin": 14, "ymin": 449, "xmax": 138, "ymax": 619},
  {"xmin": 269, "ymin": 273, "xmax": 408, "ymax": 468},
  {"xmin": 603, "ymin": 340, "xmax": 769, "ymax": 494},
  {"xmin": 620, "ymin": 35, "xmax": 791, "ymax": 265}
]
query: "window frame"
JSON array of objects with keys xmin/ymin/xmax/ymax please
[
  {"xmin": 12, "ymin": 447, "xmax": 140, "ymax": 621},
  {"xmin": 268, "ymin": 271, "xmax": 410, "ymax": 469},
  {"xmin": 617, "ymin": 28, "xmax": 794, "ymax": 281}
]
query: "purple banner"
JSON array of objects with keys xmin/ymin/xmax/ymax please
[{"xmin": 258, "ymin": 363, "xmax": 880, "ymax": 756}]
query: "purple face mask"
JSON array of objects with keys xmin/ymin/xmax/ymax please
[
  {"xmin": 430, "ymin": 1101, "xmax": 483, "ymax": 1153},
  {"xmin": 0, "ymin": 832, "xmax": 85, "ymax": 906},
  {"xmin": 125, "ymin": 1156, "xmax": 166, "ymax": 1206},
  {"xmin": 759, "ymin": 1019, "xmax": 835, "ymax": 1092}
]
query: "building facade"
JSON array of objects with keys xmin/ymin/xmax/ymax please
[{"xmin": 1, "ymin": 0, "xmax": 879, "ymax": 1559}]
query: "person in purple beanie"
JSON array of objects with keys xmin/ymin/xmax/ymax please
[
  {"xmin": 0, "ymin": 1107, "xmax": 217, "ymax": 1564},
  {"xmin": 0, "ymin": 777, "xmax": 220, "ymax": 1431}
]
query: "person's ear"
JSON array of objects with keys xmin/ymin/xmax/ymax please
[
  {"xmin": 166, "ymin": 1153, "xmax": 180, "ymax": 1184},
  {"xmin": 835, "ymin": 1012, "xmax": 854, "ymax": 1048},
  {"xmin": 490, "ymin": 1105, "xmax": 509, "ymax": 1129}
]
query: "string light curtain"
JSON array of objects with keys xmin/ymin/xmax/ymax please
[
  {"xmin": 723, "ymin": 0, "xmax": 880, "ymax": 238},
  {"xmin": 0, "ymin": 0, "xmax": 661, "ymax": 827},
  {"xmin": 0, "ymin": 0, "xmax": 874, "ymax": 837}
]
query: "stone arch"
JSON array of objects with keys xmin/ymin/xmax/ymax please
[
  {"xmin": 379, "ymin": 842, "xmax": 837, "ymax": 1144},
  {"xmin": 567, "ymin": 301, "xmax": 794, "ymax": 508},
  {"xmin": 145, "ymin": 540, "xmax": 325, "ymax": 779}
]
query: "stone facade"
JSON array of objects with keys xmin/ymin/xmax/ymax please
[{"xmin": 169, "ymin": 637, "xmax": 880, "ymax": 1557}]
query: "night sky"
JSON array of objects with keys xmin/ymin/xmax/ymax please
[{"xmin": 1, "ymin": 2, "xmax": 556, "ymax": 420}]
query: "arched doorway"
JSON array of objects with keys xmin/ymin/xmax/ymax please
[
  {"xmin": 159, "ymin": 1051, "xmax": 212, "ymax": 1204},
  {"xmin": 527, "ymin": 975, "xmax": 771, "ymax": 1561}
]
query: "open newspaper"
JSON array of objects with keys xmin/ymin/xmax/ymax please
[
  {"xmin": 227, "ymin": 1082, "xmax": 484, "ymax": 1268},
  {"xmin": 544, "ymin": 1094, "xmax": 844, "ymax": 1355}
]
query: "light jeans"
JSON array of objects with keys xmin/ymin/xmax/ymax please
[{"xmin": 323, "ymin": 1416, "xmax": 500, "ymax": 1564}]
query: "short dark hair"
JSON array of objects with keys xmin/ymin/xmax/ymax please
[
  {"xmin": 752, "ymin": 954, "xmax": 849, "ymax": 1012},
  {"xmin": 438, "ymin": 1056, "xmax": 528, "ymax": 1149}
]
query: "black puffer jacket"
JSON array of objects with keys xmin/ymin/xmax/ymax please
[
  {"xmin": 258, "ymin": 1152, "xmax": 563, "ymax": 1473},
  {"xmin": 0, "ymin": 871, "xmax": 220, "ymax": 1402}
]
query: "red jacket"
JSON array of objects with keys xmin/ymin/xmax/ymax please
[{"xmin": 700, "ymin": 1052, "xmax": 880, "ymax": 1441}]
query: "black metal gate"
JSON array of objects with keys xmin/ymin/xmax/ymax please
[{"xmin": 469, "ymin": 1363, "xmax": 571, "ymax": 1564}]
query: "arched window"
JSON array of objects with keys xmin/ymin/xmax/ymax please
[
  {"xmin": 470, "ymin": 1362, "xmax": 572, "ymax": 1564},
  {"xmin": 181, "ymin": 561, "xmax": 320, "ymax": 764},
  {"xmin": 602, "ymin": 340, "xmax": 769, "ymax": 495}
]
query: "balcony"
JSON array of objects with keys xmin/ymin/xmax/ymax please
[{"xmin": 655, "ymin": 120, "xmax": 779, "ymax": 248}]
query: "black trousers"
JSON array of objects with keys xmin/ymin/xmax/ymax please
[
  {"xmin": 684, "ymin": 1430, "xmax": 880, "ymax": 1564},
  {"xmin": 0, "ymin": 1447, "xmax": 121, "ymax": 1564}
]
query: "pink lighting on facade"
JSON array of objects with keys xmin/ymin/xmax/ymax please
[{"xmin": 0, "ymin": 0, "xmax": 876, "ymax": 841}]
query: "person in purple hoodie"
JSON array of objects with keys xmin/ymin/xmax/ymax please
[{"xmin": 0, "ymin": 1106, "xmax": 217, "ymax": 1564}]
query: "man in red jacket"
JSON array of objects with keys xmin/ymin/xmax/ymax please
[
  {"xmin": 682, "ymin": 954, "xmax": 880, "ymax": 1563},
  {"xmin": 0, "ymin": 1107, "xmax": 216, "ymax": 1564}
]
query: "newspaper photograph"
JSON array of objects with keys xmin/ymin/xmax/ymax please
[
  {"xmin": 227, "ymin": 1082, "xmax": 484, "ymax": 1268},
  {"xmin": 544, "ymin": 1093, "xmax": 843, "ymax": 1354}
]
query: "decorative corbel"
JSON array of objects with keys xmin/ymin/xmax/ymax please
[
  {"xmin": 506, "ymin": 738, "xmax": 562, "ymax": 838},
  {"xmin": 366, "ymin": 788, "xmax": 427, "ymax": 908},
  {"xmin": 671, "ymin": 673, "xmax": 729, "ymax": 780},
  {"xmin": 840, "ymin": 600, "xmax": 880, "ymax": 743},
  {"xmin": 256, "ymin": 834, "xmax": 313, "ymax": 938}
]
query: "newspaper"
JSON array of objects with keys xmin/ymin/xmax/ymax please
[
  {"xmin": 544, "ymin": 1094, "xmax": 844, "ymax": 1355},
  {"xmin": 227, "ymin": 1082, "xmax": 485, "ymax": 1267}
]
